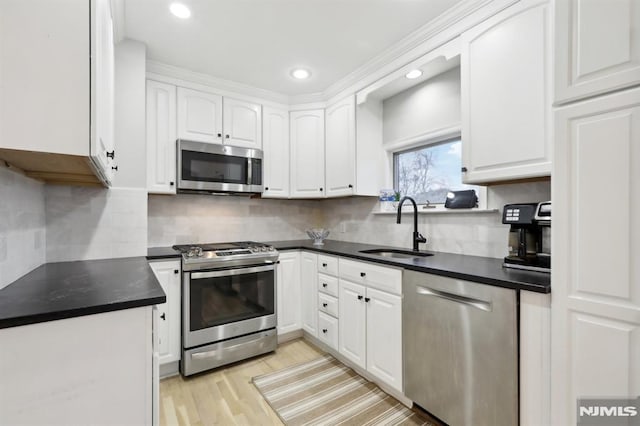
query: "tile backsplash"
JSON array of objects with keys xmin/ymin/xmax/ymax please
[
  {"xmin": 148, "ymin": 181, "xmax": 550, "ymax": 260},
  {"xmin": 148, "ymin": 194, "xmax": 323, "ymax": 247},
  {"xmin": 46, "ymin": 186, "xmax": 147, "ymax": 262},
  {"xmin": 0, "ymin": 167, "xmax": 46, "ymax": 289},
  {"xmin": 323, "ymin": 181, "xmax": 551, "ymax": 258}
]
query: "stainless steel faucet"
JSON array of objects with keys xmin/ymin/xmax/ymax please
[{"xmin": 396, "ymin": 196, "xmax": 427, "ymax": 252}]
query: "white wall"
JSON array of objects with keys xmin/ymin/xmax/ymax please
[
  {"xmin": 0, "ymin": 166, "xmax": 45, "ymax": 289},
  {"xmin": 383, "ymin": 67, "xmax": 461, "ymax": 144},
  {"xmin": 113, "ymin": 40, "xmax": 147, "ymax": 188}
]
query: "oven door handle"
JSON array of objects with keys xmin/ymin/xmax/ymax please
[{"xmin": 190, "ymin": 264, "xmax": 275, "ymax": 279}]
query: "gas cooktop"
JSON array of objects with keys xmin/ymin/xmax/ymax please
[{"xmin": 173, "ymin": 241, "xmax": 278, "ymax": 271}]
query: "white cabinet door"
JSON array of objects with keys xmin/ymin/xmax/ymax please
[
  {"xmin": 555, "ymin": 0, "xmax": 640, "ymax": 104},
  {"xmin": 338, "ymin": 279, "xmax": 366, "ymax": 369},
  {"xmin": 177, "ymin": 87, "xmax": 223, "ymax": 144},
  {"xmin": 520, "ymin": 291, "xmax": 551, "ymax": 426},
  {"xmin": 223, "ymin": 98, "xmax": 262, "ymax": 149},
  {"xmin": 91, "ymin": 0, "xmax": 115, "ymax": 184},
  {"xmin": 146, "ymin": 80, "xmax": 177, "ymax": 194},
  {"xmin": 149, "ymin": 260, "xmax": 181, "ymax": 365},
  {"xmin": 262, "ymin": 107, "xmax": 290, "ymax": 198},
  {"xmin": 300, "ymin": 251, "xmax": 318, "ymax": 337},
  {"xmin": 325, "ymin": 96, "xmax": 356, "ymax": 197},
  {"xmin": 551, "ymin": 87, "xmax": 640, "ymax": 425},
  {"xmin": 366, "ymin": 287, "xmax": 403, "ymax": 392},
  {"xmin": 290, "ymin": 110, "xmax": 325, "ymax": 198},
  {"xmin": 461, "ymin": 0, "xmax": 551, "ymax": 184},
  {"xmin": 276, "ymin": 251, "xmax": 301, "ymax": 335}
]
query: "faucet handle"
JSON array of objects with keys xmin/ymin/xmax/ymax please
[{"xmin": 416, "ymin": 232, "xmax": 428, "ymax": 244}]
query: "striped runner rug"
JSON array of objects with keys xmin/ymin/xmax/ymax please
[{"xmin": 252, "ymin": 354, "xmax": 435, "ymax": 426}]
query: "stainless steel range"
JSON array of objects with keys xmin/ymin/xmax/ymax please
[{"xmin": 174, "ymin": 241, "xmax": 278, "ymax": 376}]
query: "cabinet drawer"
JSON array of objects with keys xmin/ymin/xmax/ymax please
[
  {"xmin": 318, "ymin": 292, "xmax": 339, "ymax": 318},
  {"xmin": 318, "ymin": 312, "xmax": 339, "ymax": 351},
  {"xmin": 318, "ymin": 255, "xmax": 339, "ymax": 276},
  {"xmin": 318, "ymin": 273, "xmax": 339, "ymax": 297},
  {"xmin": 339, "ymin": 258, "xmax": 402, "ymax": 295}
]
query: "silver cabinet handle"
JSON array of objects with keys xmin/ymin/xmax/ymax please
[
  {"xmin": 191, "ymin": 264, "xmax": 274, "ymax": 279},
  {"xmin": 416, "ymin": 285, "xmax": 492, "ymax": 312}
]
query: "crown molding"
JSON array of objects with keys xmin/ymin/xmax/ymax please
[
  {"xmin": 146, "ymin": 60, "xmax": 290, "ymax": 105},
  {"xmin": 322, "ymin": 0, "xmax": 518, "ymax": 103},
  {"xmin": 140, "ymin": 0, "xmax": 518, "ymax": 107}
]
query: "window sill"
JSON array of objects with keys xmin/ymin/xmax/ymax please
[{"xmin": 373, "ymin": 208, "xmax": 499, "ymax": 215}]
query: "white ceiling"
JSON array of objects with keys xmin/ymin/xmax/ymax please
[{"xmin": 123, "ymin": 0, "xmax": 463, "ymax": 96}]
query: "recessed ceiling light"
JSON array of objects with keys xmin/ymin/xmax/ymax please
[
  {"xmin": 170, "ymin": 2, "xmax": 191, "ymax": 19},
  {"xmin": 405, "ymin": 69, "xmax": 423, "ymax": 79},
  {"xmin": 291, "ymin": 68, "xmax": 311, "ymax": 80}
]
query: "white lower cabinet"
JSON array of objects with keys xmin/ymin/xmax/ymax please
[
  {"xmin": 276, "ymin": 251, "xmax": 301, "ymax": 335},
  {"xmin": 0, "ymin": 308, "xmax": 155, "ymax": 425},
  {"xmin": 338, "ymin": 279, "xmax": 367, "ymax": 369},
  {"xmin": 149, "ymin": 260, "xmax": 181, "ymax": 365},
  {"xmin": 338, "ymin": 260, "xmax": 404, "ymax": 392},
  {"xmin": 318, "ymin": 311, "xmax": 339, "ymax": 350},
  {"xmin": 300, "ymin": 251, "xmax": 318, "ymax": 336},
  {"xmin": 366, "ymin": 287, "xmax": 402, "ymax": 392}
]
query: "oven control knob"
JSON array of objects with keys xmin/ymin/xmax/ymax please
[
  {"xmin": 261, "ymin": 246, "xmax": 268, "ymax": 252},
  {"xmin": 268, "ymin": 246, "xmax": 275, "ymax": 251}
]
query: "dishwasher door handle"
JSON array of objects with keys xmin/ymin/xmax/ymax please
[{"xmin": 416, "ymin": 285, "xmax": 492, "ymax": 312}]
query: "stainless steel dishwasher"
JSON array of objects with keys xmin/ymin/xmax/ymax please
[{"xmin": 403, "ymin": 270, "xmax": 518, "ymax": 426}]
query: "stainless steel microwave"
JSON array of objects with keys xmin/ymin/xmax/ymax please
[{"xmin": 177, "ymin": 140, "xmax": 263, "ymax": 194}]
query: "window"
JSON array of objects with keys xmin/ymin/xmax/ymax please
[{"xmin": 394, "ymin": 139, "xmax": 480, "ymax": 205}]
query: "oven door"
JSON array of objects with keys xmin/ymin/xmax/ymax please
[
  {"xmin": 177, "ymin": 140, "xmax": 263, "ymax": 193},
  {"xmin": 183, "ymin": 263, "xmax": 276, "ymax": 349}
]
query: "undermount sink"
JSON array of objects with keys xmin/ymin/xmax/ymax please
[{"xmin": 359, "ymin": 249, "xmax": 434, "ymax": 259}]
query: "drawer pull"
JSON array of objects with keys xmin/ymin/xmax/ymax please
[
  {"xmin": 322, "ymin": 283, "xmax": 328, "ymax": 288},
  {"xmin": 365, "ymin": 297, "xmax": 370, "ymax": 303},
  {"xmin": 322, "ymin": 329, "xmax": 328, "ymax": 334},
  {"xmin": 357, "ymin": 295, "xmax": 363, "ymax": 300},
  {"xmin": 360, "ymin": 272, "xmax": 366, "ymax": 277},
  {"xmin": 322, "ymin": 263, "xmax": 328, "ymax": 267},
  {"xmin": 323, "ymin": 303, "xmax": 328, "ymax": 307}
]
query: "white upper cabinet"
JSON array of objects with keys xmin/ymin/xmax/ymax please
[
  {"xmin": 325, "ymin": 96, "xmax": 356, "ymax": 197},
  {"xmin": 0, "ymin": 0, "xmax": 115, "ymax": 186},
  {"xmin": 91, "ymin": 0, "xmax": 116, "ymax": 184},
  {"xmin": 290, "ymin": 110, "xmax": 325, "ymax": 198},
  {"xmin": 146, "ymin": 81, "xmax": 177, "ymax": 194},
  {"xmin": 177, "ymin": 87, "xmax": 223, "ymax": 144},
  {"xmin": 176, "ymin": 88, "xmax": 262, "ymax": 148},
  {"xmin": 555, "ymin": 0, "xmax": 640, "ymax": 104},
  {"xmin": 223, "ymin": 98, "xmax": 262, "ymax": 149},
  {"xmin": 262, "ymin": 107, "xmax": 290, "ymax": 198},
  {"xmin": 461, "ymin": 0, "xmax": 551, "ymax": 184}
]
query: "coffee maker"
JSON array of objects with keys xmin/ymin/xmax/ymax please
[{"xmin": 502, "ymin": 201, "xmax": 551, "ymax": 272}]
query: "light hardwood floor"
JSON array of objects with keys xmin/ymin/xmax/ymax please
[{"xmin": 160, "ymin": 339, "xmax": 325, "ymax": 426}]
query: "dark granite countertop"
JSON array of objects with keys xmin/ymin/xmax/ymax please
[
  {"xmin": 0, "ymin": 257, "xmax": 166, "ymax": 329},
  {"xmin": 147, "ymin": 240, "xmax": 550, "ymax": 293}
]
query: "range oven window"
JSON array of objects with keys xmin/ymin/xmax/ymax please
[
  {"xmin": 189, "ymin": 269, "xmax": 275, "ymax": 331},
  {"xmin": 181, "ymin": 150, "xmax": 248, "ymax": 184}
]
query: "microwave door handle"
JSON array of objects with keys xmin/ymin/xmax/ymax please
[{"xmin": 247, "ymin": 158, "xmax": 253, "ymax": 185}]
